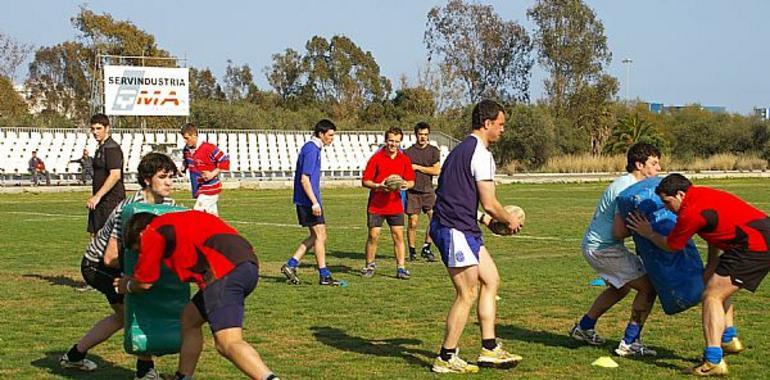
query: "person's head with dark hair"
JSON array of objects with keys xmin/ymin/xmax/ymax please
[
  {"xmin": 124, "ymin": 212, "xmax": 158, "ymax": 250},
  {"xmin": 137, "ymin": 152, "xmax": 178, "ymax": 194},
  {"xmin": 471, "ymin": 99, "xmax": 506, "ymax": 144},
  {"xmin": 313, "ymin": 119, "xmax": 337, "ymax": 146},
  {"xmin": 89, "ymin": 113, "xmax": 111, "ymax": 144},
  {"xmin": 472, "ymin": 100, "xmax": 505, "ymax": 130},
  {"xmin": 180, "ymin": 123, "xmax": 199, "ymax": 148},
  {"xmin": 90, "ymin": 113, "xmax": 110, "ymax": 128},
  {"xmin": 626, "ymin": 142, "xmax": 662, "ymax": 175},
  {"xmin": 414, "ymin": 122, "xmax": 430, "ymax": 148},
  {"xmin": 384, "ymin": 126, "xmax": 404, "ymax": 156},
  {"xmin": 655, "ymin": 173, "xmax": 692, "ymax": 213}
]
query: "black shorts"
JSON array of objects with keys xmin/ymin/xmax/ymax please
[
  {"xmin": 191, "ymin": 261, "xmax": 259, "ymax": 332},
  {"xmin": 80, "ymin": 256, "xmax": 123, "ymax": 304},
  {"xmin": 716, "ymin": 248, "xmax": 770, "ymax": 292},
  {"xmin": 87, "ymin": 199, "xmax": 121, "ymax": 233},
  {"xmin": 405, "ymin": 191, "xmax": 436, "ymax": 215},
  {"xmin": 367, "ymin": 213, "xmax": 405, "ymax": 228},
  {"xmin": 296, "ymin": 205, "xmax": 325, "ymax": 227}
]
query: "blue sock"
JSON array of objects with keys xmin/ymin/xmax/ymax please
[
  {"xmin": 704, "ymin": 346, "xmax": 723, "ymax": 364},
  {"xmin": 579, "ymin": 315, "xmax": 597, "ymax": 330},
  {"xmin": 622, "ymin": 322, "xmax": 641, "ymax": 344},
  {"xmin": 319, "ymin": 267, "xmax": 331, "ymax": 278},
  {"xmin": 287, "ymin": 258, "xmax": 299, "ymax": 268},
  {"xmin": 722, "ymin": 326, "xmax": 737, "ymax": 343}
]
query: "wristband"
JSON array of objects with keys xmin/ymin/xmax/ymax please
[
  {"xmin": 126, "ymin": 280, "xmax": 133, "ymax": 294},
  {"xmin": 478, "ymin": 213, "xmax": 487, "ymax": 224}
]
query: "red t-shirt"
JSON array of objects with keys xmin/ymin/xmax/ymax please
[
  {"xmin": 133, "ymin": 211, "xmax": 257, "ymax": 288},
  {"xmin": 362, "ymin": 148, "xmax": 416, "ymax": 215},
  {"xmin": 667, "ymin": 186, "xmax": 770, "ymax": 252}
]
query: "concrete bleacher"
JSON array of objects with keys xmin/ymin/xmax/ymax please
[{"xmin": 0, "ymin": 128, "xmax": 457, "ymax": 185}]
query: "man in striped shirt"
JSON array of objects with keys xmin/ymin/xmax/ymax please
[
  {"xmin": 60, "ymin": 153, "xmax": 178, "ymax": 380},
  {"xmin": 180, "ymin": 123, "xmax": 230, "ymax": 216}
]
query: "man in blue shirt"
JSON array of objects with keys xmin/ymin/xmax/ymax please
[
  {"xmin": 569, "ymin": 143, "xmax": 661, "ymax": 358},
  {"xmin": 429, "ymin": 100, "xmax": 523, "ymax": 373},
  {"xmin": 281, "ymin": 120, "xmax": 341, "ymax": 286}
]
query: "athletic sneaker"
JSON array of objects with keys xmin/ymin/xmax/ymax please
[
  {"xmin": 722, "ymin": 337, "xmax": 745, "ymax": 355},
  {"xmin": 360, "ymin": 262, "xmax": 376, "ymax": 278},
  {"xmin": 280, "ymin": 264, "xmax": 300, "ymax": 285},
  {"xmin": 477, "ymin": 343, "xmax": 522, "ymax": 369},
  {"xmin": 569, "ymin": 323, "xmax": 606, "ymax": 346},
  {"xmin": 408, "ymin": 250, "xmax": 417, "ymax": 262},
  {"xmin": 59, "ymin": 353, "xmax": 97, "ymax": 371},
  {"xmin": 614, "ymin": 340, "xmax": 657, "ymax": 357},
  {"xmin": 421, "ymin": 245, "xmax": 436, "ymax": 262},
  {"xmin": 686, "ymin": 360, "xmax": 728, "ymax": 376},
  {"xmin": 396, "ymin": 268, "xmax": 411, "ymax": 280},
  {"xmin": 319, "ymin": 275, "xmax": 342, "ymax": 286},
  {"xmin": 135, "ymin": 367, "xmax": 161, "ymax": 380},
  {"xmin": 432, "ymin": 353, "xmax": 480, "ymax": 374}
]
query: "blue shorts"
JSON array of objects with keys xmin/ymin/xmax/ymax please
[
  {"xmin": 430, "ymin": 218, "xmax": 483, "ymax": 268},
  {"xmin": 296, "ymin": 205, "xmax": 325, "ymax": 227},
  {"xmin": 191, "ymin": 261, "xmax": 258, "ymax": 332}
]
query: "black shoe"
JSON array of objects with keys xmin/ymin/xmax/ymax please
[
  {"xmin": 421, "ymin": 246, "xmax": 436, "ymax": 262},
  {"xmin": 319, "ymin": 276, "xmax": 342, "ymax": 286},
  {"xmin": 409, "ymin": 253, "xmax": 417, "ymax": 262}
]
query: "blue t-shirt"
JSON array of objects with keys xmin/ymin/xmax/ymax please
[
  {"xmin": 433, "ymin": 135, "xmax": 496, "ymax": 237},
  {"xmin": 293, "ymin": 138, "xmax": 322, "ymax": 207},
  {"xmin": 582, "ymin": 173, "xmax": 638, "ymax": 251}
]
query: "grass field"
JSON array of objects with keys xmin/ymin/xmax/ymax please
[{"xmin": 1, "ymin": 178, "xmax": 770, "ymax": 379}]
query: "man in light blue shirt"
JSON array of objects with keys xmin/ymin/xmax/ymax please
[
  {"xmin": 281, "ymin": 119, "xmax": 340, "ymax": 286},
  {"xmin": 570, "ymin": 143, "xmax": 662, "ymax": 358}
]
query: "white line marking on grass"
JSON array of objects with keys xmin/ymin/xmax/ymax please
[{"xmin": 1, "ymin": 211, "xmax": 81, "ymax": 219}]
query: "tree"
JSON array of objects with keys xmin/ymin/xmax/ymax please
[
  {"xmin": 604, "ymin": 112, "xmax": 666, "ymax": 155},
  {"xmin": 26, "ymin": 42, "xmax": 90, "ymax": 119},
  {"xmin": 223, "ymin": 60, "xmax": 254, "ymax": 102},
  {"xmin": 0, "ymin": 75, "xmax": 28, "ymax": 117},
  {"xmin": 417, "ymin": 62, "xmax": 465, "ymax": 112},
  {"xmin": 303, "ymin": 35, "xmax": 392, "ymax": 118},
  {"xmin": 0, "ymin": 32, "xmax": 33, "ymax": 82},
  {"xmin": 528, "ymin": 0, "xmax": 612, "ymax": 116},
  {"xmin": 492, "ymin": 103, "xmax": 555, "ymax": 168},
  {"xmin": 567, "ymin": 74, "xmax": 619, "ymax": 155},
  {"xmin": 189, "ymin": 67, "xmax": 225, "ymax": 101},
  {"xmin": 425, "ymin": 0, "xmax": 533, "ymax": 103},
  {"xmin": 265, "ymin": 48, "xmax": 307, "ymax": 102}
]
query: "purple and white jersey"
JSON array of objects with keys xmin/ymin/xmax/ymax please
[{"xmin": 433, "ymin": 135, "xmax": 495, "ymax": 237}]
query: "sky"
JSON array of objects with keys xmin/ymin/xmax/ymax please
[{"xmin": 2, "ymin": 0, "xmax": 769, "ymax": 114}]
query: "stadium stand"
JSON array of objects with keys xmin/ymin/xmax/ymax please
[{"xmin": 0, "ymin": 128, "xmax": 457, "ymax": 185}]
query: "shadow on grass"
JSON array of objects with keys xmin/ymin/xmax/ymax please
[
  {"xmin": 31, "ymin": 351, "xmax": 134, "ymax": 379},
  {"xmin": 311, "ymin": 326, "xmax": 434, "ymax": 368},
  {"xmin": 23, "ymin": 274, "xmax": 87, "ymax": 289},
  {"xmin": 498, "ymin": 324, "xmax": 698, "ymax": 371},
  {"xmin": 327, "ymin": 250, "xmax": 363, "ymax": 260}
]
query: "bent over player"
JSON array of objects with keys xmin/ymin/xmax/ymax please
[{"xmin": 118, "ymin": 211, "xmax": 279, "ymax": 380}]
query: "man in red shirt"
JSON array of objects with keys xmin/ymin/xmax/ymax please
[
  {"xmin": 360, "ymin": 127, "xmax": 416, "ymax": 279},
  {"xmin": 117, "ymin": 211, "xmax": 279, "ymax": 380},
  {"xmin": 627, "ymin": 173, "xmax": 770, "ymax": 376},
  {"xmin": 181, "ymin": 123, "xmax": 230, "ymax": 216}
]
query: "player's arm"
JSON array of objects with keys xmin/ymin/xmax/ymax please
[
  {"xmin": 301, "ymin": 174, "xmax": 322, "ymax": 216},
  {"xmin": 115, "ymin": 276, "xmax": 154, "ymax": 293},
  {"xmin": 478, "ymin": 180, "xmax": 521, "ymax": 233},
  {"xmin": 413, "ymin": 162, "xmax": 441, "ymax": 176},
  {"xmin": 88, "ymin": 168, "xmax": 121, "ymax": 209},
  {"xmin": 625, "ymin": 211, "xmax": 676, "ymax": 252},
  {"xmin": 612, "ymin": 212, "xmax": 631, "ymax": 240},
  {"xmin": 103, "ymin": 237, "xmax": 120, "ymax": 268},
  {"xmin": 361, "ymin": 159, "xmax": 386, "ymax": 191}
]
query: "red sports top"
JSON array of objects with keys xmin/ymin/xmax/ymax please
[
  {"xmin": 667, "ymin": 186, "xmax": 770, "ymax": 252},
  {"xmin": 133, "ymin": 211, "xmax": 257, "ymax": 288},
  {"xmin": 362, "ymin": 148, "xmax": 416, "ymax": 215}
]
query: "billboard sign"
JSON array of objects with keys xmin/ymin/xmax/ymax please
[{"xmin": 104, "ymin": 65, "xmax": 189, "ymax": 116}]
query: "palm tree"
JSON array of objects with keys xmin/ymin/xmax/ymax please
[{"xmin": 604, "ymin": 113, "xmax": 664, "ymax": 155}]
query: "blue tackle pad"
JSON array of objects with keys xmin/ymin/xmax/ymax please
[{"xmin": 617, "ymin": 177, "xmax": 704, "ymax": 315}]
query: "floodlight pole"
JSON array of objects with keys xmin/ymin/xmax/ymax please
[{"xmin": 622, "ymin": 58, "xmax": 633, "ymax": 101}]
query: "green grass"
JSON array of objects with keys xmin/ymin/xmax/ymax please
[{"xmin": 1, "ymin": 178, "xmax": 770, "ymax": 379}]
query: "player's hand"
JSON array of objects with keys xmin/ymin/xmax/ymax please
[
  {"xmin": 87, "ymin": 194, "xmax": 101, "ymax": 210},
  {"xmin": 311, "ymin": 203, "xmax": 322, "ymax": 216},
  {"xmin": 201, "ymin": 170, "xmax": 215, "ymax": 181},
  {"xmin": 114, "ymin": 276, "xmax": 130, "ymax": 294},
  {"xmin": 626, "ymin": 211, "xmax": 653, "ymax": 239},
  {"xmin": 507, "ymin": 215, "xmax": 523, "ymax": 234}
]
